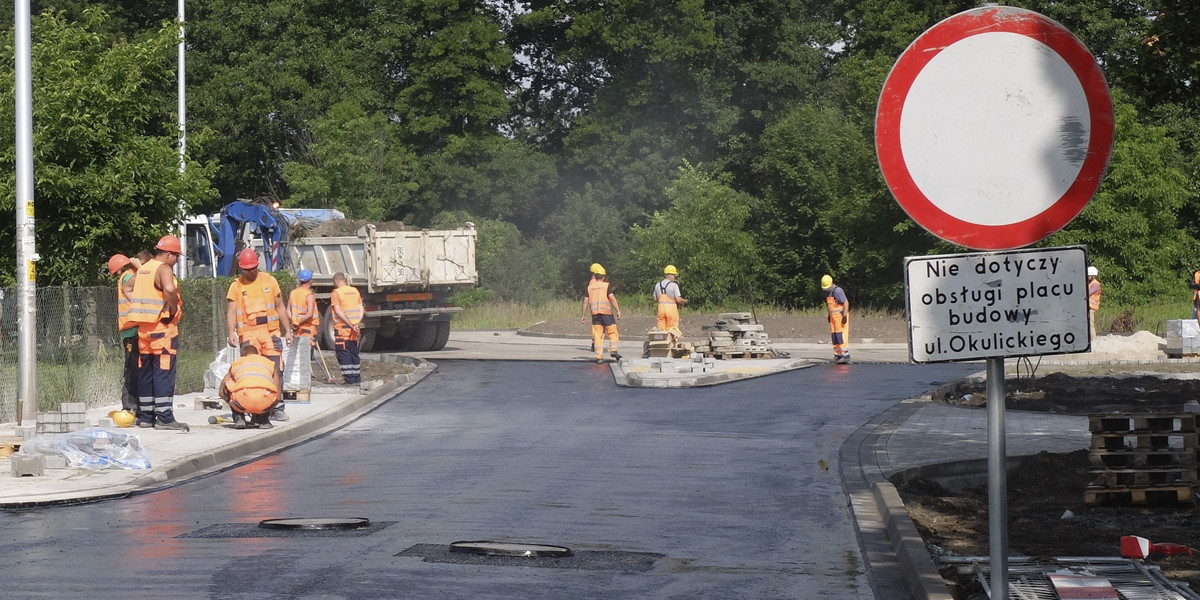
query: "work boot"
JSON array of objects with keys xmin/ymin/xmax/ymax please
[
  {"xmin": 136, "ymin": 420, "xmax": 155, "ymax": 429},
  {"xmin": 232, "ymin": 413, "xmax": 247, "ymax": 430},
  {"xmin": 271, "ymin": 407, "xmax": 290, "ymax": 422},
  {"xmin": 155, "ymin": 420, "xmax": 190, "ymax": 432},
  {"xmin": 595, "ymin": 357, "xmax": 604, "ymax": 364},
  {"xmin": 251, "ymin": 414, "xmax": 273, "ymax": 429},
  {"xmin": 611, "ymin": 351, "xmax": 623, "ymax": 361}
]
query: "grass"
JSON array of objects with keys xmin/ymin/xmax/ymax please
[
  {"xmin": 452, "ymin": 298, "xmax": 909, "ymax": 330},
  {"xmin": 1096, "ymin": 299, "xmax": 1194, "ymax": 337}
]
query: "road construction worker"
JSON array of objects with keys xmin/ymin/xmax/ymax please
[
  {"xmin": 1192, "ymin": 268, "xmax": 1200, "ymax": 321},
  {"xmin": 127, "ymin": 236, "xmax": 188, "ymax": 430},
  {"xmin": 654, "ymin": 265, "xmax": 688, "ymax": 334},
  {"xmin": 219, "ymin": 342, "xmax": 282, "ymax": 430},
  {"xmin": 821, "ymin": 274, "xmax": 850, "ymax": 363},
  {"xmin": 1087, "ymin": 266, "xmax": 1101, "ymax": 341},
  {"xmin": 289, "ymin": 269, "xmax": 319, "ymax": 342},
  {"xmin": 225, "ymin": 248, "xmax": 292, "ymax": 420},
  {"xmin": 330, "ymin": 272, "xmax": 364, "ymax": 384},
  {"xmin": 580, "ymin": 263, "xmax": 622, "ymax": 363},
  {"xmin": 109, "ymin": 253, "xmax": 139, "ymax": 414}
]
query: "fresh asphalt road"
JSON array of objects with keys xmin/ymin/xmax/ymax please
[{"xmin": 0, "ymin": 360, "xmax": 977, "ymax": 599}]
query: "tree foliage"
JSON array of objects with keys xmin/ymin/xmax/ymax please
[
  {"xmin": 5, "ymin": 0, "xmax": 1200, "ymax": 309},
  {"xmin": 0, "ymin": 9, "xmax": 216, "ymax": 285}
]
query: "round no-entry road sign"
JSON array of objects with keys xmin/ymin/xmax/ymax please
[{"xmin": 876, "ymin": 6, "xmax": 1114, "ymax": 250}]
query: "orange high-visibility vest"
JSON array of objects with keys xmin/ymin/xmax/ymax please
[
  {"xmin": 1088, "ymin": 279, "xmax": 1102, "ymax": 311},
  {"xmin": 331, "ymin": 285, "xmax": 363, "ymax": 339},
  {"xmin": 138, "ymin": 277, "xmax": 182, "ymax": 355},
  {"xmin": 227, "ymin": 354, "xmax": 279, "ymax": 394},
  {"xmin": 230, "ymin": 273, "xmax": 282, "ymax": 335},
  {"xmin": 117, "ymin": 271, "xmax": 135, "ymax": 331},
  {"xmin": 826, "ymin": 288, "xmax": 846, "ymax": 314},
  {"xmin": 587, "ymin": 280, "xmax": 612, "ymax": 315},
  {"xmin": 128, "ymin": 259, "xmax": 168, "ymax": 324},
  {"xmin": 289, "ymin": 286, "xmax": 319, "ymax": 337}
]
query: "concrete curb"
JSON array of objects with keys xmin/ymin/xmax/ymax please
[
  {"xmin": 610, "ymin": 358, "xmax": 817, "ymax": 388},
  {"xmin": 841, "ymin": 384, "xmax": 966, "ymax": 600},
  {"xmin": 0, "ymin": 358, "xmax": 437, "ymax": 508}
]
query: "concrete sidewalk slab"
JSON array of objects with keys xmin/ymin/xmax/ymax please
[{"xmin": 0, "ymin": 359, "xmax": 435, "ymax": 507}]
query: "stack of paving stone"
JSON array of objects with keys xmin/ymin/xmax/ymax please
[
  {"xmin": 694, "ymin": 313, "xmax": 774, "ymax": 359},
  {"xmin": 36, "ymin": 402, "xmax": 88, "ymax": 435}
]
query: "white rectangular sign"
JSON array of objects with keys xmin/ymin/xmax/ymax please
[{"xmin": 905, "ymin": 246, "xmax": 1091, "ymax": 363}]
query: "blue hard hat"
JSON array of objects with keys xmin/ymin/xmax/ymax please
[{"xmin": 298, "ymin": 269, "xmax": 313, "ymax": 282}]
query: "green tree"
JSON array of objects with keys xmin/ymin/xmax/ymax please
[
  {"xmin": 632, "ymin": 163, "xmax": 762, "ymax": 306},
  {"xmin": 0, "ymin": 9, "xmax": 217, "ymax": 285},
  {"xmin": 1046, "ymin": 95, "xmax": 1196, "ymax": 305},
  {"xmin": 282, "ymin": 100, "xmax": 418, "ymax": 220}
]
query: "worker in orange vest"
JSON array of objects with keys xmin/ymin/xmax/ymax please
[
  {"xmin": 330, "ymin": 272, "xmax": 364, "ymax": 384},
  {"xmin": 289, "ymin": 269, "xmax": 319, "ymax": 341},
  {"xmin": 654, "ymin": 264, "xmax": 688, "ymax": 335},
  {"xmin": 109, "ymin": 253, "xmax": 139, "ymax": 414},
  {"xmin": 580, "ymin": 263, "xmax": 622, "ymax": 363},
  {"xmin": 1087, "ymin": 266, "xmax": 1101, "ymax": 341},
  {"xmin": 127, "ymin": 236, "xmax": 188, "ymax": 430},
  {"xmin": 821, "ymin": 274, "xmax": 850, "ymax": 364},
  {"xmin": 225, "ymin": 248, "xmax": 292, "ymax": 420},
  {"xmin": 219, "ymin": 342, "xmax": 282, "ymax": 430}
]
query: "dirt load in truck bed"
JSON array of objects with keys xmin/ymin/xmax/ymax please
[{"xmin": 296, "ymin": 219, "xmax": 412, "ymax": 238}]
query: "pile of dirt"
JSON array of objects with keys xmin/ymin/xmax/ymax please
[{"xmin": 912, "ymin": 330, "xmax": 1200, "ymax": 598}]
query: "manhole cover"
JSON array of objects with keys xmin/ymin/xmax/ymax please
[
  {"xmin": 259, "ymin": 517, "xmax": 370, "ymax": 531},
  {"xmin": 450, "ymin": 541, "xmax": 573, "ymax": 558}
]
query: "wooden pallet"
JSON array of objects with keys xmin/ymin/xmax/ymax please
[
  {"xmin": 1091, "ymin": 468, "xmax": 1198, "ymax": 487},
  {"xmin": 0, "ymin": 436, "xmax": 22, "ymax": 458},
  {"xmin": 1089, "ymin": 413, "xmax": 1198, "ymax": 434},
  {"xmin": 1089, "ymin": 449, "xmax": 1195, "ymax": 469},
  {"xmin": 1091, "ymin": 432, "xmax": 1199, "ymax": 452},
  {"xmin": 282, "ymin": 389, "xmax": 311, "ymax": 404},
  {"xmin": 1085, "ymin": 484, "xmax": 1196, "ymax": 505}
]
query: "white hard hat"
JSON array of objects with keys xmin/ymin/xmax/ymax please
[{"xmin": 1087, "ymin": 266, "xmax": 1098, "ymax": 276}]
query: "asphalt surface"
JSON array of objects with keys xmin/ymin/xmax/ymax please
[{"xmin": 0, "ymin": 359, "xmax": 978, "ymax": 599}]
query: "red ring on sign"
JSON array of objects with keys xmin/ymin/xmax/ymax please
[{"xmin": 875, "ymin": 7, "xmax": 1114, "ymax": 250}]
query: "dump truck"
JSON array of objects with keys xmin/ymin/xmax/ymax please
[
  {"xmin": 178, "ymin": 199, "xmax": 477, "ymax": 352},
  {"xmin": 290, "ymin": 222, "xmax": 477, "ymax": 352}
]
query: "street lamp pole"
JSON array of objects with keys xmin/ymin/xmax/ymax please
[
  {"xmin": 15, "ymin": 0, "xmax": 39, "ymax": 427},
  {"xmin": 177, "ymin": 0, "xmax": 185, "ymax": 175}
]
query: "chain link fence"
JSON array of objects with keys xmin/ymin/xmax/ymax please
[{"xmin": 0, "ymin": 278, "xmax": 229, "ymax": 423}]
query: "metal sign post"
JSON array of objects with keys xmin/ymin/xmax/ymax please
[
  {"xmin": 877, "ymin": 6, "xmax": 1113, "ymax": 598},
  {"xmin": 15, "ymin": 0, "xmax": 38, "ymax": 427}
]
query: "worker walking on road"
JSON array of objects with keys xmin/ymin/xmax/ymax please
[
  {"xmin": 581, "ymin": 263, "xmax": 622, "ymax": 363},
  {"xmin": 128, "ymin": 236, "xmax": 189, "ymax": 430},
  {"xmin": 225, "ymin": 248, "xmax": 292, "ymax": 421},
  {"xmin": 330, "ymin": 272, "xmax": 364, "ymax": 384},
  {"xmin": 1087, "ymin": 266, "xmax": 1101, "ymax": 341},
  {"xmin": 654, "ymin": 265, "xmax": 688, "ymax": 335},
  {"xmin": 821, "ymin": 275, "xmax": 850, "ymax": 364},
  {"xmin": 219, "ymin": 342, "xmax": 282, "ymax": 430}
]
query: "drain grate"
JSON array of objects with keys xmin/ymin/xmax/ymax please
[
  {"xmin": 178, "ymin": 521, "xmax": 395, "ymax": 539},
  {"xmin": 450, "ymin": 540, "xmax": 572, "ymax": 558},
  {"xmin": 259, "ymin": 517, "xmax": 371, "ymax": 531},
  {"xmin": 399, "ymin": 543, "xmax": 662, "ymax": 572}
]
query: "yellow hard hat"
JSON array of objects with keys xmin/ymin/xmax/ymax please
[
  {"xmin": 108, "ymin": 410, "xmax": 135, "ymax": 428},
  {"xmin": 820, "ymin": 275, "xmax": 833, "ymax": 290},
  {"xmin": 663, "ymin": 265, "xmax": 678, "ymax": 275},
  {"xmin": 590, "ymin": 263, "xmax": 606, "ymax": 275}
]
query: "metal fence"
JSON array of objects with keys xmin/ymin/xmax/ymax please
[{"xmin": 0, "ymin": 279, "xmax": 229, "ymax": 422}]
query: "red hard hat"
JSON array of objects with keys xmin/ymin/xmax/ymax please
[
  {"xmin": 107, "ymin": 254, "xmax": 131, "ymax": 275},
  {"xmin": 238, "ymin": 248, "xmax": 260, "ymax": 269},
  {"xmin": 155, "ymin": 235, "xmax": 182, "ymax": 254}
]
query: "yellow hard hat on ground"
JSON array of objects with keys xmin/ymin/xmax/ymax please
[
  {"xmin": 820, "ymin": 275, "xmax": 833, "ymax": 290},
  {"xmin": 664, "ymin": 265, "xmax": 678, "ymax": 275},
  {"xmin": 108, "ymin": 410, "xmax": 135, "ymax": 428},
  {"xmin": 590, "ymin": 263, "xmax": 606, "ymax": 275}
]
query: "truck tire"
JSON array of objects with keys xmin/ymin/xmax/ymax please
[
  {"xmin": 320, "ymin": 306, "xmax": 337, "ymax": 351},
  {"xmin": 402, "ymin": 321, "xmax": 437, "ymax": 352},
  {"xmin": 430, "ymin": 321, "xmax": 451, "ymax": 351},
  {"xmin": 358, "ymin": 328, "xmax": 376, "ymax": 353}
]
